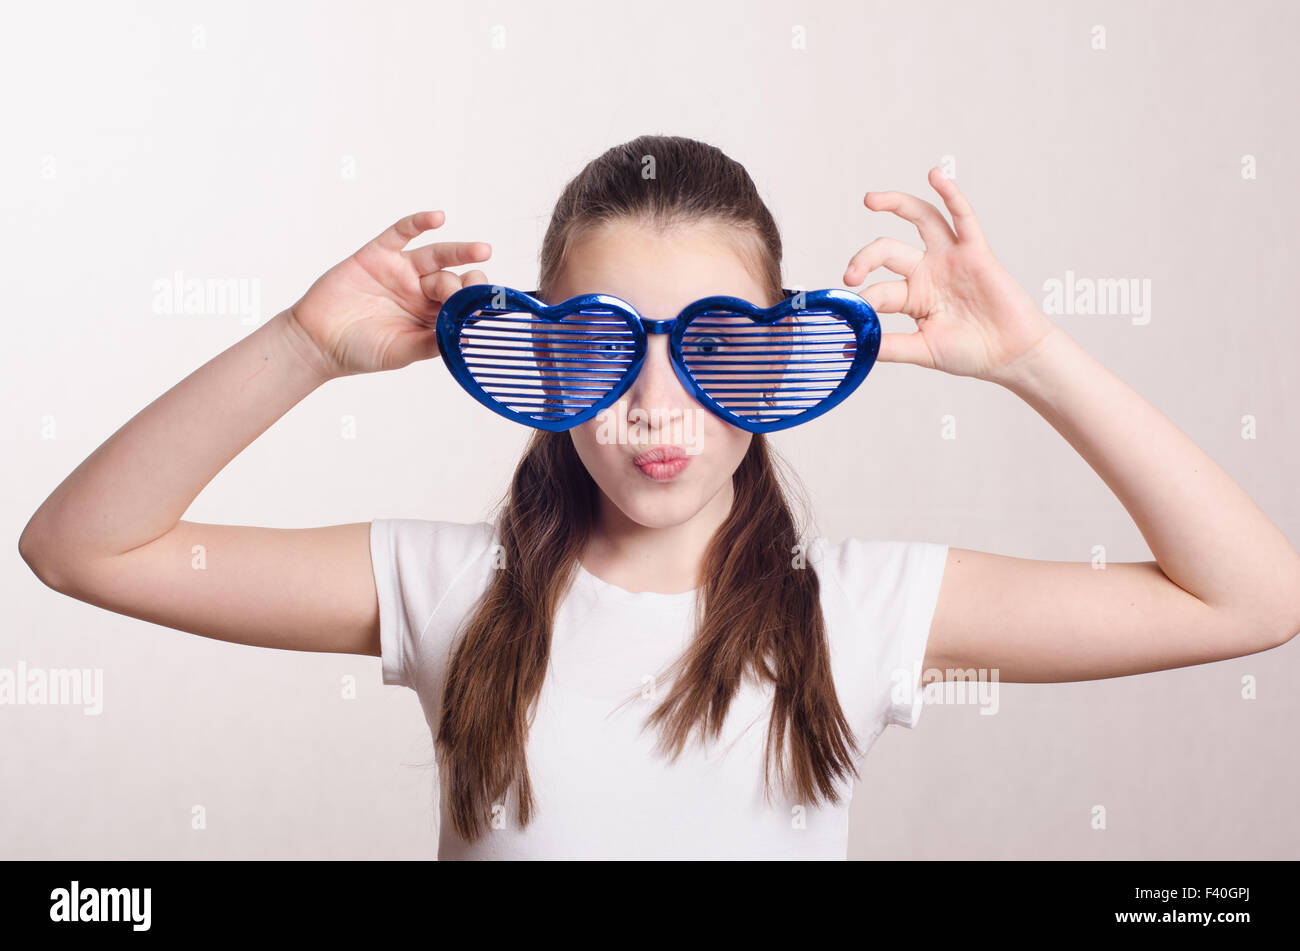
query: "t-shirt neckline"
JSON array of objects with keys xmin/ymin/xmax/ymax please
[{"xmin": 574, "ymin": 561, "xmax": 699, "ymax": 602}]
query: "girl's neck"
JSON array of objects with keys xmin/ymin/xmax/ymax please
[{"xmin": 581, "ymin": 482, "xmax": 734, "ymax": 595}]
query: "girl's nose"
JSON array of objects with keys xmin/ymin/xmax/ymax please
[{"xmin": 626, "ymin": 335, "xmax": 691, "ymax": 423}]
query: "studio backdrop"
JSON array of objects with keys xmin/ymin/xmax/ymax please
[{"xmin": 2, "ymin": 0, "xmax": 1297, "ymax": 859}]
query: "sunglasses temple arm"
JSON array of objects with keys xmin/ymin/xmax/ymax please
[
  {"xmin": 469, "ymin": 288, "xmax": 796, "ymax": 320},
  {"xmin": 467, "ymin": 289, "xmax": 542, "ymax": 317}
]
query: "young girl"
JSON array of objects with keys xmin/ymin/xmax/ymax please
[{"xmin": 20, "ymin": 135, "xmax": 1300, "ymax": 860}]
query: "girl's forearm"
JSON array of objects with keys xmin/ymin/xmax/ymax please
[
  {"xmin": 998, "ymin": 325, "xmax": 1300, "ymax": 629},
  {"xmin": 20, "ymin": 309, "xmax": 332, "ymax": 574}
]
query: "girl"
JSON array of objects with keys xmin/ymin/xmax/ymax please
[{"xmin": 20, "ymin": 135, "xmax": 1300, "ymax": 860}]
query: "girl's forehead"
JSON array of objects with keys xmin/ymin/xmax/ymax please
[{"xmin": 554, "ymin": 220, "xmax": 769, "ymax": 312}]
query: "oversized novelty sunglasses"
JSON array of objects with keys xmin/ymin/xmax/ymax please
[{"xmin": 435, "ymin": 285, "xmax": 880, "ymax": 433}]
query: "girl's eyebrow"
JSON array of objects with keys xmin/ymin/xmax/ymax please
[{"xmin": 498, "ymin": 289, "xmax": 797, "ymax": 318}]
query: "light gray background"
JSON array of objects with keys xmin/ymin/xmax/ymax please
[{"xmin": 3, "ymin": 0, "xmax": 1297, "ymax": 859}]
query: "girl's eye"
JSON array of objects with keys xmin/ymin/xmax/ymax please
[
  {"xmin": 588, "ymin": 339, "xmax": 631, "ymax": 360},
  {"xmin": 689, "ymin": 335, "xmax": 726, "ymax": 356}
]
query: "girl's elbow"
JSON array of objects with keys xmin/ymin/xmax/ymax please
[
  {"xmin": 1271, "ymin": 612, "xmax": 1300, "ymax": 650},
  {"xmin": 19, "ymin": 520, "xmax": 74, "ymax": 595},
  {"xmin": 1240, "ymin": 567, "xmax": 1300, "ymax": 651},
  {"xmin": 1248, "ymin": 598, "xmax": 1300, "ymax": 651}
]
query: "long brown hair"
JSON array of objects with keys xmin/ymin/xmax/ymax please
[{"xmin": 436, "ymin": 135, "xmax": 860, "ymax": 841}]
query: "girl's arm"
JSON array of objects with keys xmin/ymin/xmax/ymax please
[
  {"xmin": 19, "ymin": 212, "xmax": 490, "ymax": 656},
  {"xmin": 844, "ymin": 172, "xmax": 1300, "ymax": 683}
]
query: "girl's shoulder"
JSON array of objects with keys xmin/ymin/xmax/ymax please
[
  {"xmin": 807, "ymin": 534, "xmax": 949, "ymax": 589},
  {"xmin": 369, "ymin": 518, "xmax": 500, "ymax": 690},
  {"xmin": 369, "ymin": 516, "xmax": 502, "ymax": 607},
  {"xmin": 371, "ymin": 517, "xmax": 499, "ymax": 566},
  {"xmin": 807, "ymin": 533, "xmax": 949, "ymax": 618},
  {"xmin": 806, "ymin": 534, "xmax": 950, "ymax": 730}
]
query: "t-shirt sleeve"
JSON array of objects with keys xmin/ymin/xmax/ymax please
[
  {"xmin": 816, "ymin": 536, "xmax": 950, "ymax": 731},
  {"xmin": 368, "ymin": 518, "xmax": 497, "ymax": 689}
]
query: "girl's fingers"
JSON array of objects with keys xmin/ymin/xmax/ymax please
[
  {"xmin": 418, "ymin": 265, "xmax": 491, "ymax": 309},
  {"xmin": 877, "ymin": 330, "xmax": 935, "ymax": 367},
  {"xmin": 863, "ymin": 190, "xmax": 957, "ymax": 249},
  {"xmin": 927, "ymin": 168, "xmax": 986, "ymax": 246},
  {"xmin": 859, "ymin": 279, "xmax": 909, "ymax": 314},
  {"xmin": 844, "ymin": 237, "xmax": 923, "ymax": 285},
  {"xmin": 406, "ymin": 240, "xmax": 492, "ymax": 275},
  {"xmin": 385, "ymin": 327, "xmax": 441, "ymax": 366},
  {"xmin": 419, "ymin": 269, "xmax": 464, "ymax": 304},
  {"xmin": 370, "ymin": 210, "xmax": 446, "ymax": 253}
]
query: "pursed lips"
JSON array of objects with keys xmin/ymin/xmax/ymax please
[{"xmin": 631, "ymin": 445, "xmax": 691, "ymax": 480}]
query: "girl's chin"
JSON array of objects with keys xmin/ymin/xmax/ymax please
[{"xmin": 609, "ymin": 490, "xmax": 707, "ymax": 530}]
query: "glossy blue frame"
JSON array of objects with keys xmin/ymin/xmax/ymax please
[{"xmin": 436, "ymin": 284, "xmax": 881, "ymax": 434}]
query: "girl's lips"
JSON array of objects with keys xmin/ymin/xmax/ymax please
[{"xmin": 633, "ymin": 445, "xmax": 690, "ymax": 481}]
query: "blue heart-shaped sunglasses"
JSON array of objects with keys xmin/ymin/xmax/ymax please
[{"xmin": 435, "ymin": 285, "xmax": 880, "ymax": 434}]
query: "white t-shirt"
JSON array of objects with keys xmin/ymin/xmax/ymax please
[{"xmin": 370, "ymin": 518, "xmax": 949, "ymax": 860}]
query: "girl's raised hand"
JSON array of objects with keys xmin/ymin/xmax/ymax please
[
  {"xmin": 844, "ymin": 169, "xmax": 1055, "ymax": 384},
  {"xmin": 287, "ymin": 211, "xmax": 491, "ymax": 378}
]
